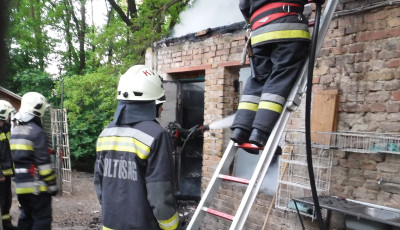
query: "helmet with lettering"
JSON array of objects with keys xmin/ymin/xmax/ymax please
[
  {"xmin": 19, "ymin": 92, "xmax": 49, "ymax": 118},
  {"xmin": 0, "ymin": 100, "xmax": 15, "ymax": 120},
  {"xmin": 117, "ymin": 65, "xmax": 164, "ymax": 101}
]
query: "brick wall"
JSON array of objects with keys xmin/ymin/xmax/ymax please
[{"xmin": 146, "ymin": 1, "xmax": 400, "ymax": 229}]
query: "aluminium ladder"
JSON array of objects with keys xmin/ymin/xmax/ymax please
[{"xmin": 187, "ymin": 1, "xmax": 339, "ymax": 229}]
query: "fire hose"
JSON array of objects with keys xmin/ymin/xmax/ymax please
[
  {"xmin": 305, "ymin": 1, "xmax": 325, "ymax": 230},
  {"xmin": 166, "ymin": 121, "xmax": 209, "ymax": 155}
]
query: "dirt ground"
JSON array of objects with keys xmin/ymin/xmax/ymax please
[{"xmin": 9, "ymin": 171, "xmax": 197, "ymax": 230}]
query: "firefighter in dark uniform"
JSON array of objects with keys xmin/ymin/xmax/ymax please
[
  {"xmin": 10, "ymin": 92, "xmax": 57, "ymax": 230},
  {"xmin": 231, "ymin": 0, "xmax": 313, "ymax": 148},
  {"xmin": 94, "ymin": 65, "xmax": 180, "ymax": 230},
  {"xmin": 0, "ymin": 100, "xmax": 17, "ymax": 230}
]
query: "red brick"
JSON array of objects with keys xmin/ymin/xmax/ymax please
[
  {"xmin": 347, "ymin": 43, "xmax": 365, "ymax": 53},
  {"xmin": 369, "ymin": 103, "xmax": 386, "ymax": 112},
  {"xmin": 387, "ymin": 59, "xmax": 400, "ymax": 68},
  {"xmin": 393, "ymin": 91, "xmax": 400, "ymax": 101}
]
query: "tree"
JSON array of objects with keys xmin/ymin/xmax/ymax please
[
  {"xmin": 59, "ymin": 67, "xmax": 118, "ymax": 162},
  {"xmin": 8, "ymin": 0, "xmax": 53, "ymax": 72},
  {"xmin": 68, "ymin": 0, "xmax": 87, "ymax": 75},
  {"xmin": 5, "ymin": 0, "xmax": 191, "ymax": 169}
]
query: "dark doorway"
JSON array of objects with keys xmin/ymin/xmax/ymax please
[
  {"xmin": 177, "ymin": 81, "xmax": 204, "ymax": 200},
  {"xmin": 159, "ymin": 79, "xmax": 204, "ymax": 200}
]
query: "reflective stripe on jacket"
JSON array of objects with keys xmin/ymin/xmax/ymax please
[
  {"xmin": 10, "ymin": 121, "xmax": 55, "ymax": 194},
  {"xmin": 240, "ymin": 0, "xmax": 310, "ymax": 45},
  {"xmin": 0, "ymin": 126, "xmax": 13, "ymax": 177},
  {"xmin": 94, "ymin": 120, "xmax": 179, "ymax": 230}
]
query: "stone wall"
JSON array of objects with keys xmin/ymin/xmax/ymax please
[{"xmin": 146, "ymin": 1, "xmax": 400, "ymax": 229}]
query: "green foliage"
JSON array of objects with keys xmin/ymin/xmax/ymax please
[
  {"xmin": 2, "ymin": 69, "xmax": 57, "ymax": 105},
  {"xmin": 6, "ymin": 0, "xmax": 189, "ymax": 169},
  {"xmin": 59, "ymin": 66, "xmax": 119, "ymax": 161}
]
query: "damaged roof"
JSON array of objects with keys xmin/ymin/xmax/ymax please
[{"xmin": 154, "ymin": 22, "xmax": 247, "ymax": 48}]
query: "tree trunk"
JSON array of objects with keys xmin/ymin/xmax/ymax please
[{"xmin": 78, "ymin": 0, "xmax": 86, "ymax": 74}]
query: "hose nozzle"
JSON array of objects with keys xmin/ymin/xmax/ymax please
[{"xmin": 201, "ymin": 125, "xmax": 209, "ymax": 131}]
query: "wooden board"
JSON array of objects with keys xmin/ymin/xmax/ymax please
[{"xmin": 311, "ymin": 89, "xmax": 339, "ymax": 145}]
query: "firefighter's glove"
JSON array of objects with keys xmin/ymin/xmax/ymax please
[
  {"xmin": 45, "ymin": 177, "xmax": 58, "ymax": 196},
  {"xmin": 40, "ymin": 171, "xmax": 58, "ymax": 196},
  {"xmin": 312, "ymin": 0, "xmax": 325, "ymax": 5}
]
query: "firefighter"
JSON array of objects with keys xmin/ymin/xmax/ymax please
[
  {"xmin": 94, "ymin": 65, "xmax": 180, "ymax": 230},
  {"xmin": 10, "ymin": 92, "xmax": 57, "ymax": 230},
  {"xmin": 156, "ymin": 94, "xmax": 166, "ymax": 119},
  {"xmin": 0, "ymin": 100, "xmax": 17, "ymax": 230},
  {"xmin": 231, "ymin": 0, "xmax": 322, "ymax": 149}
]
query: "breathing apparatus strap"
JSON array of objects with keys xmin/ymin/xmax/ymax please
[{"xmin": 250, "ymin": 2, "xmax": 303, "ymax": 31}]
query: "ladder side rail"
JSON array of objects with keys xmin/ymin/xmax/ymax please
[
  {"xmin": 231, "ymin": 97, "xmax": 292, "ymax": 230},
  {"xmin": 187, "ymin": 141, "xmax": 238, "ymax": 230},
  {"xmin": 231, "ymin": 1, "xmax": 339, "ymax": 229}
]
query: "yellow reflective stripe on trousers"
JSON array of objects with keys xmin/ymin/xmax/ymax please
[
  {"xmin": 10, "ymin": 144, "xmax": 34, "ymax": 151},
  {"xmin": 2, "ymin": 168, "xmax": 13, "ymax": 176},
  {"xmin": 259, "ymin": 101, "xmax": 283, "ymax": 113},
  {"xmin": 251, "ymin": 30, "xmax": 311, "ymax": 46},
  {"xmin": 2, "ymin": 214, "xmax": 10, "ymax": 220},
  {"xmin": 238, "ymin": 102, "xmax": 258, "ymax": 112},
  {"xmin": 158, "ymin": 212, "xmax": 179, "ymax": 230},
  {"xmin": 103, "ymin": 226, "xmax": 113, "ymax": 230}
]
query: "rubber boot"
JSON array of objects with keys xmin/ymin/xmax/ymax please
[
  {"xmin": 249, "ymin": 128, "xmax": 270, "ymax": 147},
  {"xmin": 230, "ymin": 128, "xmax": 251, "ymax": 145}
]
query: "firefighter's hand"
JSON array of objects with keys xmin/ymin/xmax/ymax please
[
  {"xmin": 0, "ymin": 176, "xmax": 5, "ymax": 182},
  {"xmin": 42, "ymin": 172, "xmax": 58, "ymax": 196},
  {"xmin": 312, "ymin": 0, "xmax": 325, "ymax": 5},
  {"xmin": 47, "ymin": 179, "xmax": 59, "ymax": 196}
]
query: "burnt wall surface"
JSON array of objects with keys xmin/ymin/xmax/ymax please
[{"xmin": 146, "ymin": 0, "xmax": 400, "ymax": 229}]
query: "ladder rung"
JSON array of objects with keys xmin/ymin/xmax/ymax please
[
  {"xmin": 219, "ymin": 174, "xmax": 250, "ymax": 185},
  {"xmin": 238, "ymin": 143, "xmax": 264, "ymax": 150},
  {"xmin": 203, "ymin": 208, "xmax": 234, "ymax": 221}
]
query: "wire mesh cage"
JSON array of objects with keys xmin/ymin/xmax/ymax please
[
  {"xmin": 277, "ymin": 129, "xmax": 400, "ymax": 219},
  {"xmin": 284, "ymin": 129, "xmax": 400, "ymax": 154},
  {"xmin": 276, "ymin": 132, "xmax": 333, "ymax": 219}
]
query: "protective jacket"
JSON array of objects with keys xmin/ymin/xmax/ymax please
[
  {"xmin": 0, "ymin": 124, "xmax": 13, "ymax": 178},
  {"xmin": 0, "ymin": 123, "xmax": 14, "ymax": 224},
  {"xmin": 10, "ymin": 120, "xmax": 57, "ymax": 195},
  {"xmin": 239, "ymin": 0, "xmax": 310, "ymax": 46},
  {"xmin": 94, "ymin": 101, "xmax": 179, "ymax": 230},
  {"xmin": 232, "ymin": 0, "xmax": 311, "ymax": 134}
]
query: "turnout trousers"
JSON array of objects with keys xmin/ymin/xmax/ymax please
[
  {"xmin": 17, "ymin": 193, "xmax": 52, "ymax": 230},
  {"xmin": 0, "ymin": 177, "xmax": 12, "ymax": 224},
  {"xmin": 232, "ymin": 40, "xmax": 309, "ymax": 134}
]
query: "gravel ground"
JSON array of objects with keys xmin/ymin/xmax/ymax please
[{"xmin": 9, "ymin": 171, "xmax": 197, "ymax": 229}]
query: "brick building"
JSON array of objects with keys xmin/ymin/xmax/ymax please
[{"xmin": 146, "ymin": 1, "xmax": 400, "ymax": 229}]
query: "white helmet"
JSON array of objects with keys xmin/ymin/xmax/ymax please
[
  {"xmin": 19, "ymin": 92, "xmax": 49, "ymax": 118},
  {"xmin": 0, "ymin": 100, "xmax": 15, "ymax": 120},
  {"xmin": 117, "ymin": 65, "xmax": 164, "ymax": 101},
  {"xmin": 156, "ymin": 95, "xmax": 166, "ymax": 105}
]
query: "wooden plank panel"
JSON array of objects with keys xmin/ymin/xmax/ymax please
[{"xmin": 311, "ymin": 90, "xmax": 339, "ymax": 145}]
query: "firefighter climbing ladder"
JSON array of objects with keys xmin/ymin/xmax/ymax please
[{"xmin": 187, "ymin": 0, "xmax": 339, "ymax": 229}]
